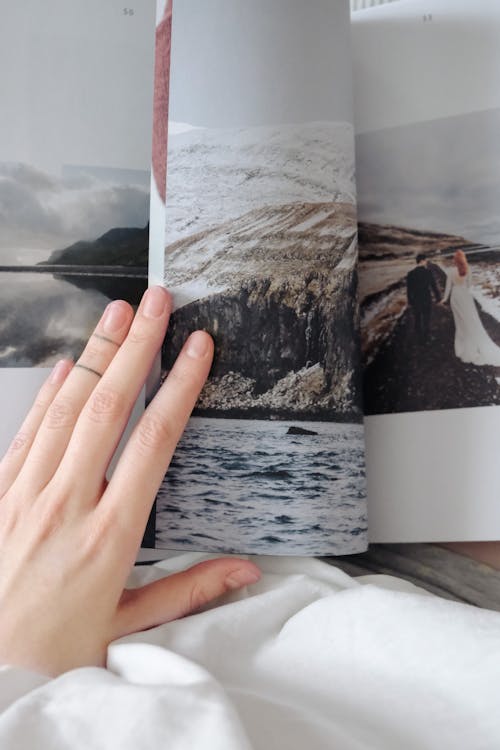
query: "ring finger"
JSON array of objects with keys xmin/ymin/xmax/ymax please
[{"xmin": 13, "ymin": 299, "xmax": 134, "ymax": 493}]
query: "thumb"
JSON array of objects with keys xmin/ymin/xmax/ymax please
[{"xmin": 113, "ymin": 558, "xmax": 261, "ymax": 638}]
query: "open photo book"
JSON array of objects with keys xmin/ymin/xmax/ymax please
[{"xmin": 2, "ymin": 0, "xmax": 500, "ymax": 556}]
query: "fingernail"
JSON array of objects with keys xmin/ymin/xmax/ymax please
[
  {"xmin": 225, "ymin": 566, "xmax": 261, "ymax": 590},
  {"xmin": 143, "ymin": 286, "xmax": 168, "ymax": 319},
  {"xmin": 185, "ymin": 331, "xmax": 211, "ymax": 359},
  {"xmin": 49, "ymin": 359, "xmax": 72, "ymax": 385},
  {"xmin": 102, "ymin": 300, "xmax": 130, "ymax": 334}
]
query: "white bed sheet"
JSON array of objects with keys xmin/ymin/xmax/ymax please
[{"xmin": 1, "ymin": 554, "xmax": 500, "ymax": 749}]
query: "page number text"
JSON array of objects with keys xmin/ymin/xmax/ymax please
[
  {"xmin": 123, "ymin": 7, "xmax": 135, "ymax": 15},
  {"xmin": 423, "ymin": 14, "xmax": 433, "ymax": 22}
]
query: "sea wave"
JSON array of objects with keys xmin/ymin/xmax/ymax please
[{"xmin": 155, "ymin": 417, "xmax": 367, "ymax": 555}]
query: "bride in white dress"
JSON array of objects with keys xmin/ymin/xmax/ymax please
[{"xmin": 441, "ymin": 250, "xmax": 500, "ymax": 366}]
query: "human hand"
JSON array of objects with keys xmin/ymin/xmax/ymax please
[{"xmin": 0, "ymin": 287, "xmax": 260, "ymax": 677}]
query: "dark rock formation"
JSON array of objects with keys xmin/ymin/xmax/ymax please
[
  {"xmin": 41, "ymin": 224, "xmax": 149, "ymax": 267},
  {"xmin": 162, "ymin": 202, "xmax": 363, "ymax": 422},
  {"xmin": 286, "ymin": 426, "xmax": 318, "ymax": 435},
  {"xmin": 52, "ymin": 273, "xmax": 146, "ymax": 305},
  {"xmin": 37, "ymin": 224, "xmax": 149, "ymax": 305}
]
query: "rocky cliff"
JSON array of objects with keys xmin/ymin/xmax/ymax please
[{"xmin": 162, "ymin": 202, "xmax": 362, "ymax": 421}]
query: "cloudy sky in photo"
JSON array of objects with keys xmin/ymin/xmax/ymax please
[
  {"xmin": 0, "ymin": 162, "xmax": 150, "ymax": 263},
  {"xmin": 356, "ymin": 107, "xmax": 500, "ymax": 246},
  {"xmin": 0, "ymin": 1, "xmax": 156, "ymax": 263}
]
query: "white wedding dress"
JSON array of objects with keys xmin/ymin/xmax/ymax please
[{"xmin": 443, "ymin": 268, "xmax": 500, "ymax": 366}]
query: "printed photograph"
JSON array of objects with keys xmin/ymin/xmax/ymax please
[
  {"xmin": 0, "ymin": 2, "xmax": 156, "ymax": 367},
  {"xmin": 0, "ymin": 163, "xmax": 150, "ymax": 366},
  {"xmin": 153, "ymin": 0, "xmax": 367, "ymax": 555},
  {"xmin": 357, "ymin": 108, "xmax": 500, "ymax": 415}
]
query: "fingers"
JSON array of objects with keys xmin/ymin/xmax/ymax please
[
  {"xmin": 13, "ymin": 300, "xmax": 135, "ymax": 494},
  {"xmin": 113, "ymin": 558, "xmax": 261, "ymax": 638},
  {"xmin": 56, "ymin": 287, "xmax": 172, "ymax": 501},
  {"xmin": 0, "ymin": 360, "xmax": 73, "ymax": 497},
  {"xmin": 98, "ymin": 329, "xmax": 213, "ymax": 537}
]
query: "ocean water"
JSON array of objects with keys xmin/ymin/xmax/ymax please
[{"xmin": 155, "ymin": 417, "xmax": 367, "ymax": 555}]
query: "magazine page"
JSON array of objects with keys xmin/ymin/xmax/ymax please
[
  {"xmin": 352, "ymin": 0, "xmax": 500, "ymax": 540},
  {"xmin": 0, "ymin": 0, "xmax": 158, "ymax": 456},
  {"xmin": 149, "ymin": 0, "xmax": 367, "ymax": 556}
]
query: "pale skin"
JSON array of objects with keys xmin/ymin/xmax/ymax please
[
  {"xmin": 0, "ymin": 287, "xmax": 498, "ymax": 678},
  {"xmin": 0, "ymin": 286, "xmax": 260, "ymax": 677}
]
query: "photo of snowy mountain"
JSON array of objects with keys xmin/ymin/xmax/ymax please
[
  {"xmin": 156, "ymin": 119, "xmax": 366, "ymax": 555},
  {"xmin": 152, "ymin": 0, "xmax": 368, "ymax": 556},
  {"xmin": 161, "ymin": 120, "xmax": 360, "ymax": 421},
  {"xmin": 165, "ymin": 122, "xmax": 355, "ymax": 245}
]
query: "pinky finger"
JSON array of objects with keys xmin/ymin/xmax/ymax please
[{"xmin": 0, "ymin": 359, "xmax": 73, "ymax": 496}]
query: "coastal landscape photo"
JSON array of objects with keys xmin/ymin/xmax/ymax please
[
  {"xmin": 153, "ymin": 0, "xmax": 367, "ymax": 555},
  {"xmin": 0, "ymin": 1, "xmax": 156, "ymax": 367},
  {"xmin": 0, "ymin": 163, "xmax": 150, "ymax": 366},
  {"xmin": 158, "ymin": 122, "xmax": 366, "ymax": 555},
  {"xmin": 357, "ymin": 108, "xmax": 500, "ymax": 415}
]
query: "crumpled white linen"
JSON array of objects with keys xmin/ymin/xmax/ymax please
[{"xmin": 1, "ymin": 553, "xmax": 500, "ymax": 749}]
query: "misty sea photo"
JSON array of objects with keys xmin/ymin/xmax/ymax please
[
  {"xmin": 0, "ymin": 163, "xmax": 150, "ymax": 366},
  {"xmin": 0, "ymin": 3, "xmax": 157, "ymax": 368}
]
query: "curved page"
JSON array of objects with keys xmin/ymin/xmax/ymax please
[
  {"xmin": 353, "ymin": 0, "xmax": 500, "ymax": 541},
  {"xmin": 150, "ymin": 0, "xmax": 367, "ymax": 555}
]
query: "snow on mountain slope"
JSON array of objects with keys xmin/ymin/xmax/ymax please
[
  {"xmin": 163, "ymin": 121, "xmax": 356, "ymax": 306},
  {"xmin": 164, "ymin": 121, "xmax": 355, "ymax": 246},
  {"xmin": 165, "ymin": 201, "xmax": 357, "ymax": 308}
]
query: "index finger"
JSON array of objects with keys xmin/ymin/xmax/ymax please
[{"xmin": 97, "ymin": 329, "xmax": 214, "ymax": 542}]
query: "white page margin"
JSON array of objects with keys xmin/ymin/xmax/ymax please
[{"xmin": 366, "ymin": 405, "xmax": 500, "ymax": 542}]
